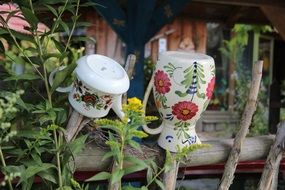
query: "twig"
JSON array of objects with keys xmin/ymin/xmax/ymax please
[
  {"xmin": 122, "ymin": 54, "xmax": 136, "ymax": 104},
  {"xmin": 143, "ymin": 74, "xmax": 154, "ymax": 111},
  {"xmin": 258, "ymin": 121, "xmax": 285, "ymax": 190},
  {"xmin": 65, "ymin": 110, "xmax": 84, "ymax": 142},
  {"xmin": 218, "ymin": 61, "xmax": 263, "ymax": 190},
  {"xmin": 163, "ymin": 158, "xmax": 179, "ymax": 190}
]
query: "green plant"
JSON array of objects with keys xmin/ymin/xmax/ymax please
[
  {"xmin": 0, "ymin": 90, "xmax": 23, "ymax": 189},
  {"xmin": 235, "ymin": 64, "xmax": 268, "ymax": 135},
  {"xmin": 0, "ymin": 0, "xmax": 95, "ymax": 189},
  {"xmin": 219, "ymin": 24, "xmax": 272, "ymax": 135},
  {"xmin": 86, "ymin": 97, "xmax": 210, "ymax": 189}
]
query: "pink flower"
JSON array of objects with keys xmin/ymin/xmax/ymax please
[
  {"xmin": 172, "ymin": 101, "xmax": 198, "ymax": 121},
  {"xmin": 206, "ymin": 77, "xmax": 215, "ymax": 99},
  {"xmin": 154, "ymin": 70, "xmax": 171, "ymax": 94},
  {"xmin": 0, "ymin": 3, "xmax": 49, "ymax": 34}
]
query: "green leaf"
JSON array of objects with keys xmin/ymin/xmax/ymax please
[
  {"xmin": 3, "ymin": 165, "xmax": 25, "ymax": 175},
  {"xmin": 52, "ymin": 38, "xmax": 65, "ymax": 52},
  {"xmin": 4, "ymin": 73, "xmax": 40, "ymax": 81},
  {"xmin": 22, "ymin": 177, "xmax": 34, "ymax": 190},
  {"xmin": 85, "ymin": 171, "xmax": 111, "ymax": 182},
  {"xmin": 128, "ymin": 140, "xmax": 142, "ymax": 152},
  {"xmin": 111, "ymin": 169, "xmax": 124, "ymax": 185},
  {"xmin": 51, "ymin": 63, "xmax": 76, "ymax": 92},
  {"xmin": 124, "ymin": 164, "xmax": 147, "ymax": 175},
  {"xmin": 45, "ymin": 4, "xmax": 58, "ymax": 17},
  {"xmin": 146, "ymin": 167, "xmax": 153, "ymax": 184},
  {"xmin": 59, "ymin": 19, "xmax": 70, "ymax": 34},
  {"xmin": 21, "ymin": 7, "xmax": 39, "ymax": 30},
  {"xmin": 141, "ymin": 187, "xmax": 148, "ymax": 190},
  {"xmin": 155, "ymin": 179, "xmax": 165, "ymax": 190},
  {"xmin": 56, "ymin": 186, "xmax": 73, "ymax": 190},
  {"xmin": 17, "ymin": 97, "xmax": 30, "ymax": 111},
  {"xmin": 37, "ymin": 169, "xmax": 57, "ymax": 184},
  {"xmin": 67, "ymin": 135, "xmax": 87, "ymax": 155},
  {"xmin": 56, "ymin": 109, "xmax": 67, "ymax": 124},
  {"xmin": 20, "ymin": 163, "xmax": 56, "ymax": 183},
  {"xmin": 124, "ymin": 155, "xmax": 147, "ymax": 168},
  {"xmin": 102, "ymin": 151, "xmax": 115, "ymax": 161},
  {"xmin": 39, "ymin": 114, "xmax": 53, "ymax": 125},
  {"xmin": 5, "ymin": 51, "xmax": 26, "ymax": 65}
]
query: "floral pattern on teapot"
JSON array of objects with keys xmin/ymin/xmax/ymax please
[
  {"xmin": 153, "ymin": 61, "xmax": 215, "ymax": 140},
  {"xmin": 72, "ymin": 79, "xmax": 113, "ymax": 111}
]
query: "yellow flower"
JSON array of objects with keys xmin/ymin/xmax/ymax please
[
  {"xmin": 96, "ymin": 118, "xmax": 123, "ymax": 127},
  {"xmin": 127, "ymin": 97, "xmax": 142, "ymax": 106},
  {"xmin": 123, "ymin": 97, "xmax": 144, "ymax": 114},
  {"xmin": 145, "ymin": 116, "xmax": 158, "ymax": 122}
]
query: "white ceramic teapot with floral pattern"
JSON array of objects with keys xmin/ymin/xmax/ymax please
[
  {"xmin": 143, "ymin": 51, "xmax": 215, "ymax": 152},
  {"xmin": 49, "ymin": 54, "xmax": 129, "ymax": 119}
]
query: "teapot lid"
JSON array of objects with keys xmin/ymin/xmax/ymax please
[{"xmin": 75, "ymin": 54, "xmax": 130, "ymax": 94}]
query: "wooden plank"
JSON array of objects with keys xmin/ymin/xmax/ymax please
[
  {"xmin": 168, "ymin": 18, "xmax": 182, "ymax": 50},
  {"xmin": 261, "ymin": 6, "xmax": 285, "ymax": 41},
  {"xmin": 193, "ymin": 21, "xmax": 207, "ymax": 53},
  {"xmin": 95, "ymin": 17, "xmax": 107, "ymax": 55},
  {"xmin": 106, "ymin": 25, "xmax": 117, "ymax": 58},
  {"xmin": 75, "ymin": 135, "xmax": 275, "ymax": 171},
  {"xmin": 192, "ymin": 0, "xmax": 285, "ymax": 7},
  {"xmin": 178, "ymin": 19, "xmax": 195, "ymax": 52}
]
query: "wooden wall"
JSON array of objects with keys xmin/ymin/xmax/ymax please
[
  {"xmin": 147, "ymin": 17, "xmax": 206, "ymax": 63},
  {"xmin": 85, "ymin": 12, "xmax": 206, "ymax": 65}
]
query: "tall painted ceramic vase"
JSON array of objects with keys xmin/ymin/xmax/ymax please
[{"xmin": 143, "ymin": 51, "xmax": 215, "ymax": 152}]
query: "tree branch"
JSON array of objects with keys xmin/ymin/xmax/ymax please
[{"xmin": 218, "ymin": 61, "xmax": 263, "ymax": 190}]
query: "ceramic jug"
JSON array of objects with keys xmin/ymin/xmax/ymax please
[
  {"xmin": 49, "ymin": 54, "xmax": 129, "ymax": 119},
  {"xmin": 143, "ymin": 51, "xmax": 215, "ymax": 152}
]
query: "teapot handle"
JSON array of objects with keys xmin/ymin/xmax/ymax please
[
  {"xmin": 141, "ymin": 75, "xmax": 163, "ymax": 135},
  {"xmin": 49, "ymin": 66, "xmax": 73, "ymax": 93},
  {"xmin": 112, "ymin": 94, "xmax": 125, "ymax": 120},
  {"xmin": 142, "ymin": 124, "xmax": 163, "ymax": 135}
]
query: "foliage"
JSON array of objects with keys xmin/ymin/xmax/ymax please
[
  {"xmin": 0, "ymin": 0, "xmax": 95, "ymax": 189},
  {"xmin": 219, "ymin": 24, "xmax": 272, "ymax": 135},
  {"xmin": 235, "ymin": 64, "xmax": 268, "ymax": 135},
  {"xmin": 144, "ymin": 57, "xmax": 155, "ymax": 90},
  {"xmin": 87, "ymin": 98, "xmax": 210, "ymax": 189},
  {"xmin": 0, "ymin": 90, "xmax": 23, "ymax": 189}
]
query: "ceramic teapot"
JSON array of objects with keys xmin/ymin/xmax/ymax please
[
  {"xmin": 143, "ymin": 51, "xmax": 215, "ymax": 152},
  {"xmin": 49, "ymin": 54, "xmax": 130, "ymax": 119}
]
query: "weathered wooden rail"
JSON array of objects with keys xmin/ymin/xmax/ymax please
[{"xmin": 75, "ymin": 135, "xmax": 276, "ymax": 171}]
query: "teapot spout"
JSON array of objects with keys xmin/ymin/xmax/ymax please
[{"xmin": 112, "ymin": 94, "xmax": 125, "ymax": 120}]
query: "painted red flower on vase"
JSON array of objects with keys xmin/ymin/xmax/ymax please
[
  {"xmin": 206, "ymin": 77, "xmax": 215, "ymax": 99},
  {"xmin": 154, "ymin": 70, "xmax": 171, "ymax": 94},
  {"xmin": 172, "ymin": 101, "xmax": 198, "ymax": 121},
  {"xmin": 82, "ymin": 93, "xmax": 99, "ymax": 107}
]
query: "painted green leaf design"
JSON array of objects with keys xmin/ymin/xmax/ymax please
[{"xmin": 175, "ymin": 91, "xmax": 188, "ymax": 97}]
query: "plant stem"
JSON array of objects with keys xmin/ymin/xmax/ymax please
[
  {"xmin": 118, "ymin": 137, "xmax": 124, "ymax": 190},
  {"xmin": 44, "ymin": 0, "xmax": 69, "ymax": 53},
  {"xmin": 3, "ymin": 23, "xmax": 44, "ymax": 80},
  {"xmin": 0, "ymin": 147, "xmax": 14, "ymax": 190},
  {"xmin": 53, "ymin": 129, "xmax": 63, "ymax": 188},
  {"xmin": 29, "ymin": 0, "xmax": 53, "ymax": 106},
  {"xmin": 64, "ymin": 0, "xmax": 81, "ymax": 52},
  {"xmin": 145, "ymin": 166, "xmax": 166, "ymax": 188}
]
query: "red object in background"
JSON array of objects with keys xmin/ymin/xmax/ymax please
[{"xmin": 0, "ymin": 3, "xmax": 49, "ymax": 34}]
